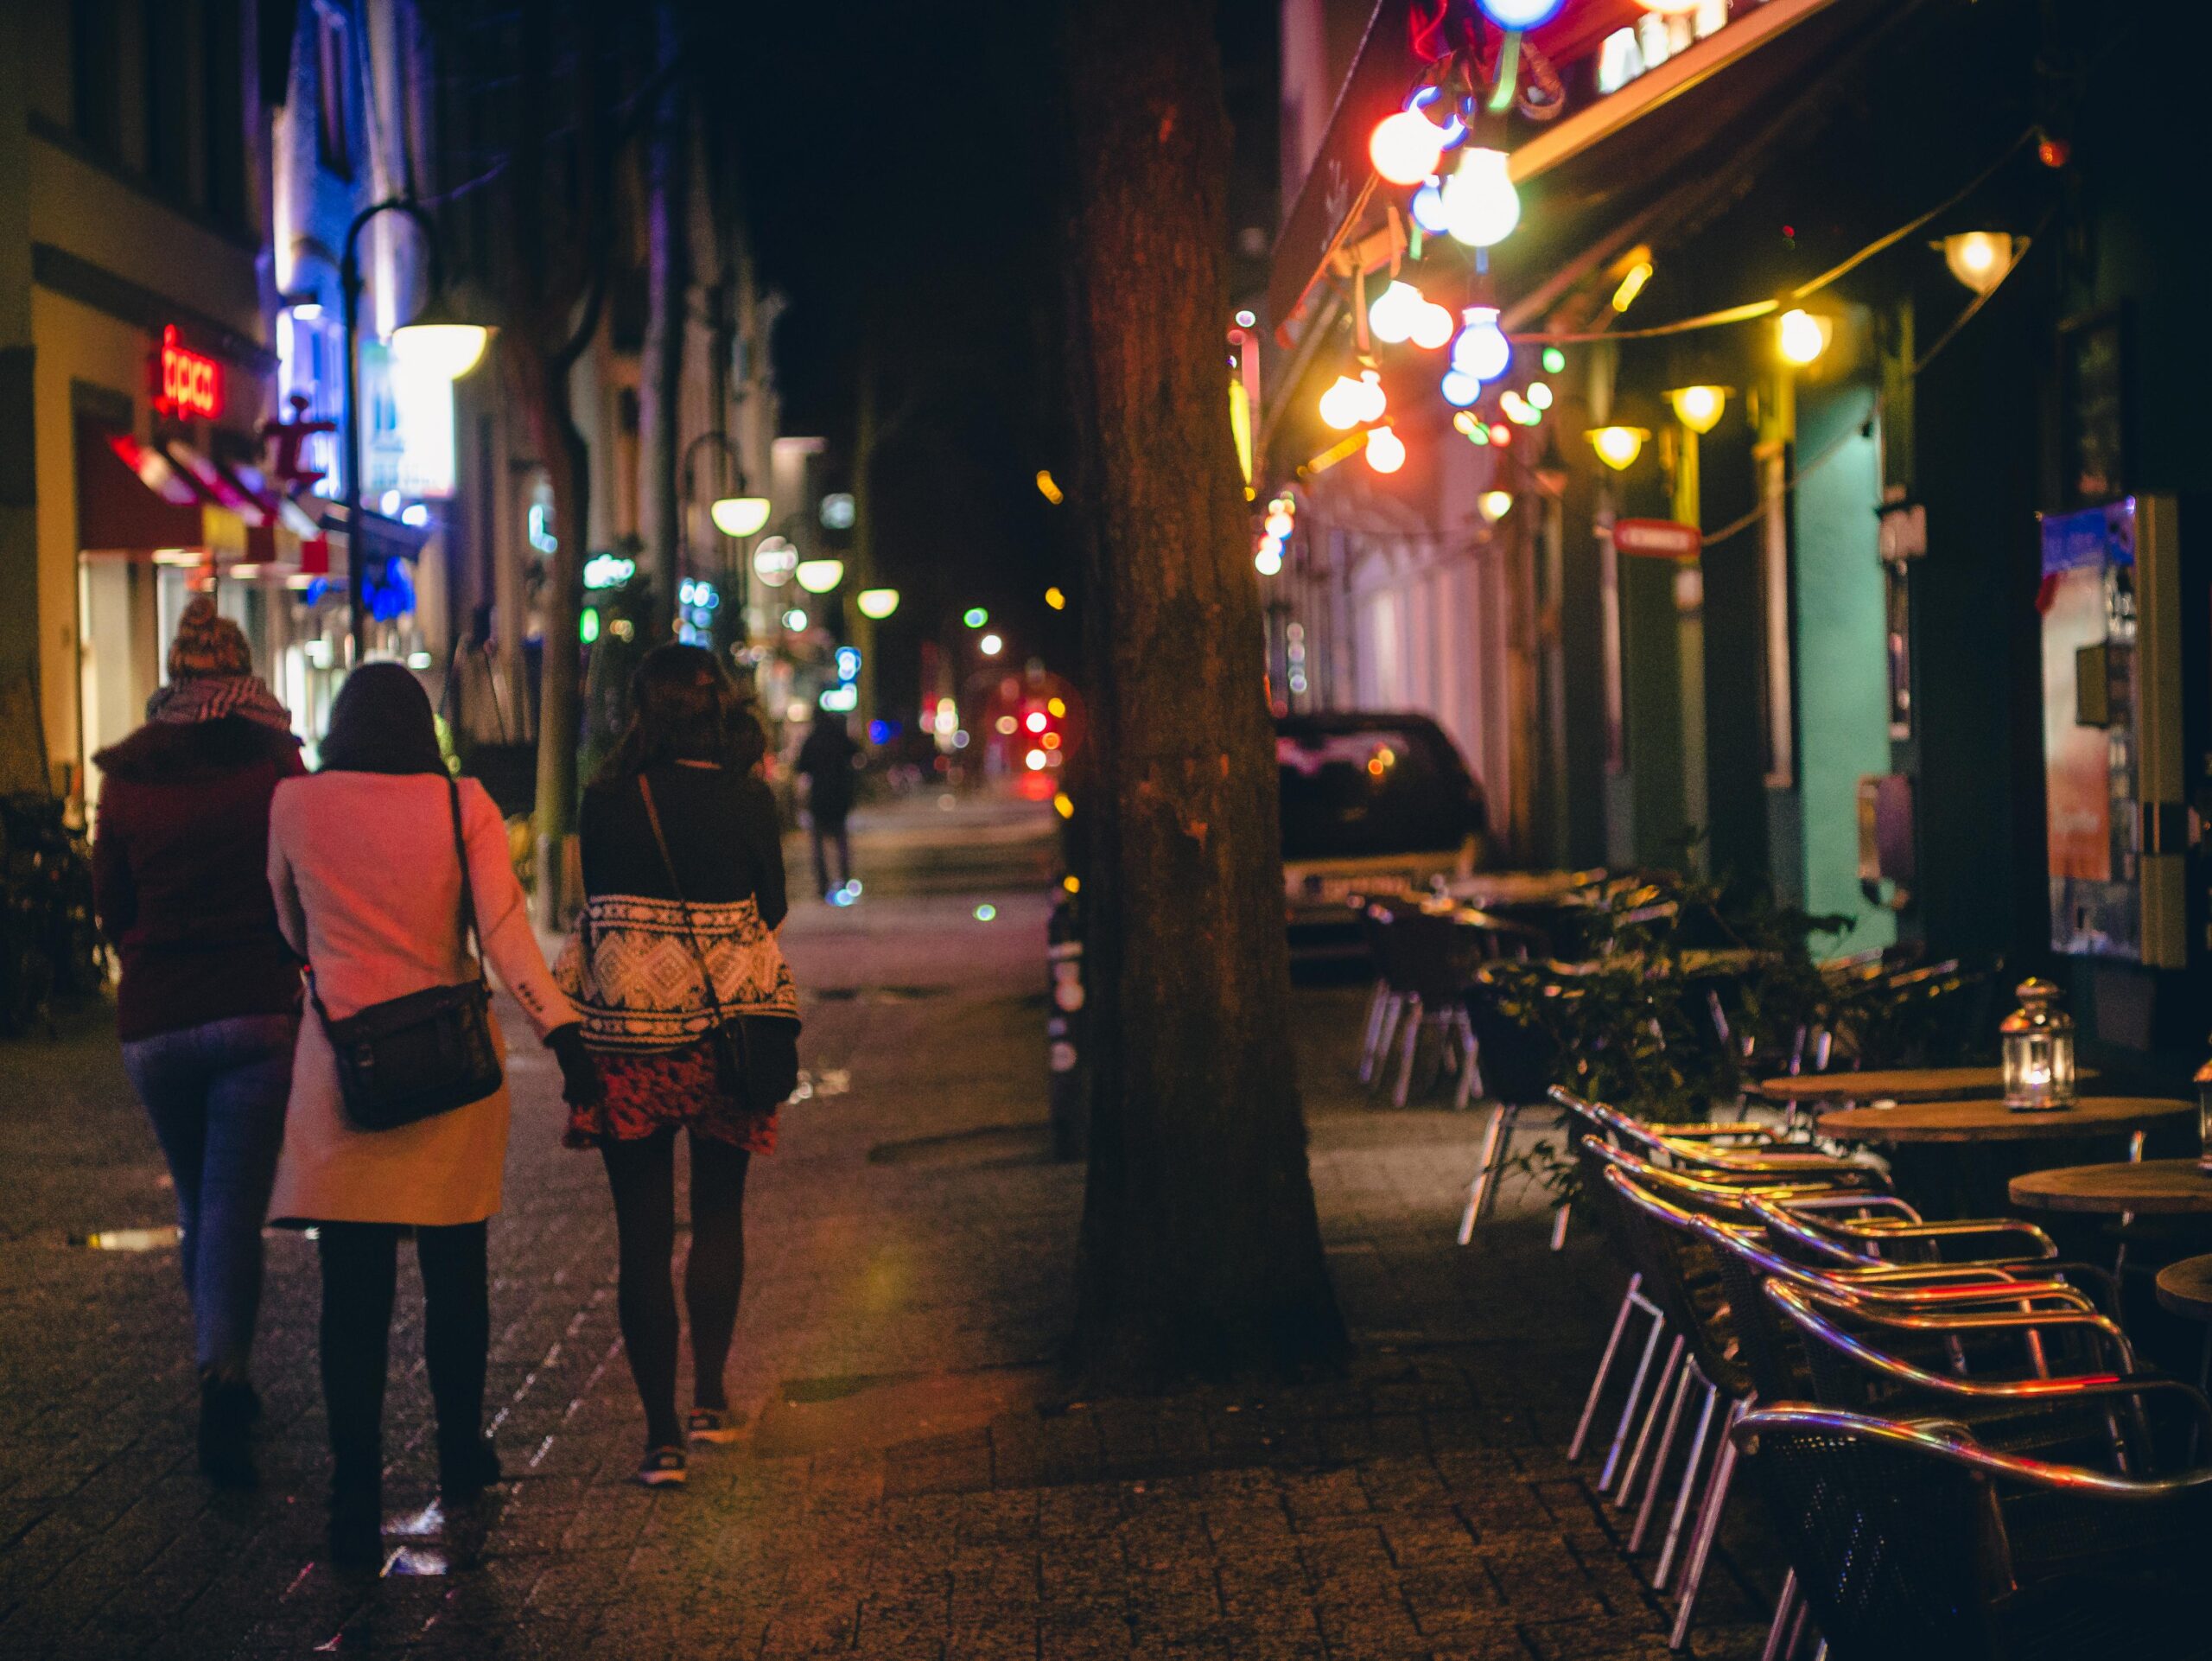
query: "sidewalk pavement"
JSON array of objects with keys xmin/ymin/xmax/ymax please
[{"xmin": 0, "ymin": 858, "xmax": 1780, "ymax": 1659}]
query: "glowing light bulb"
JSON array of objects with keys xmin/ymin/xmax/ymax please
[
  {"xmin": 1478, "ymin": 0, "xmax": 1565, "ymax": 24},
  {"xmin": 1541, "ymin": 346, "xmax": 1567, "ymax": 374},
  {"xmin": 1257, "ymin": 534, "xmax": 1283, "ymax": 561},
  {"xmin": 1588, "ymin": 426, "xmax": 1648, "ymax": 470},
  {"xmin": 1452, "ymin": 307, "xmax": 1511, "ymax": 383},
  {"xmin": 1453, "ymin": 411, "xmax": 1491, "ymax": 444},
  {"xmin": 856, "ymin": 588, "xmax": 900, "ymax": 620},
  {"xmin": 1367, "ymin": 279, "xmax": 1426, "ymax": 346},
  {"xmin": 1349, "ymin": 369, "xmax": 1387, "ymax": 425},
  {"xmin": 1526, "ymin": 381, "xmax": 1554, "ymax": 410},
  {"xmin": 1942, "ymin": 232, "xmax": 2017, "ymax": 294},
  {"xmin": 1440, "ymin": 370, "xmax": 1482, "ymax": 408},
  {"xmin": 1410, "ymin": 178, "xmax": 1448, "ymax": 236},
  {"xmin": 1319, "ymin": 374, "xmax": 1364, "ymax": 430},
  {"xmin": 1408, "ymin": 302, "xmax": 1455, "ymax": 351},
  {"xmin": 1479, "ymin": 490, "xmax": 1515, "ymax": 522},
  {"xmin": 1264, "ymin": 510, "xmax": 1293, "ymax": 538},
  {"xmin": 1363, "ymin": 425, "xmax": 1407, "ymax": 474},
  {"xmin": 1369, "ymin": 108, "xmax": 1448, "ymax": 186},
  {"xmin": 1777, "ymin": 309, "xmax": 1831, "ymax": 366},
  {"xmin": 1669, "ymin": 385, "xmax": 1726, "ymax": 434},
  {"xmin": 1441, "ymin": 148, "xmax": 1520, "ymax": 249},
  {"xmin": 1254, "ymin": 546, "xmax": 1283, "ymax": 576}
]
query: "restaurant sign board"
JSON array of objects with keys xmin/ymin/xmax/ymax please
[{"xmin": 1611, "ymin": 518, "xmax": 1701, "ymax": 559}]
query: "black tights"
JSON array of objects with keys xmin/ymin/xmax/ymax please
[
  {"xmin": 316, "ymin": 1221, "xmax": 489, "ymax": 1512},
  {"xmin": 600, "ymin": 1129, "xmax": 752, "ymax": 1449}
]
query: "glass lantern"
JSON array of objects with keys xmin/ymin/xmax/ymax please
[
  {"xmin": 2196, "ymin": 1040, "xmax": 2212, "ymax": 1174},
  {"xmin": 2000, "ymin": 978, "xmax": 2076, "ymax": 1112}
]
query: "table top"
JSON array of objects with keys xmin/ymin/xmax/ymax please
[
  {"xmin": 2156, "ymin": 1254, "xmax": 2212, "ymax": 1321},
  {"xmin": 2010, "ymin": 1158, "xmax": 2212, "ymax": 1215},
  {"xmin": 1446, "ymin": 871, "xmax": 1604, "ymax": 907},
  {"xmin": 1818, "ymin": 1096, "xmax": 2188, "ymax": 1144},
  {"xmin": 1761, "ymin": 1066, "xmax": 2100, "ymax": 1104}
]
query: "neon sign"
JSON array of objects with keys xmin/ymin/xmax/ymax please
[{"xmin": 154, "ymin": 327, "xmax": 222, "ymax": 420}]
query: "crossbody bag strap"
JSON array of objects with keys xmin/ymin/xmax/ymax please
[
  {"xmin": 448, "ymin": 774, "xmax": 488, "ymax": 987},
  {"xmin": 638, "ymin": 773, "xmax": 729, "ymax": 1027}
]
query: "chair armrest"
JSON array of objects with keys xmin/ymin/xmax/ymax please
[
  {"xmin": 1667, "ymin": 1122, "xmax": 1783, "ymax": 1142},
  {"xmin": 1844, "ymin": 1217, "xmax": 2060, "ymax": 1258},
  {"xmin": 1784, "ymin": 1193, "xmax": 1923, "ymax": 1222},
  {"xmin": 1736, "ymin": 1405, "xmax": 2212, "ymax": 1499}
]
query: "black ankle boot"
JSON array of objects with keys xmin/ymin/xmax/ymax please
[
  {"xmin": 437, "ymin": 1435, "xmax": 502, "ymax": 1505},
  {"xmin": 197, "ymin": 1374, "xmax": 257, "ymax": 1490},
  {"xmin": 328, "ymin": 1478, "xmax": 383, "ymax": 1569}
]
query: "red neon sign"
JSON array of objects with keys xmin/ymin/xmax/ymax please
[{"xmin": 154, "ymin": 327, "xmax": 222, "ymax": 420}]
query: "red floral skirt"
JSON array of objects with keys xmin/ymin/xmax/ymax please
[{"xmin": 563, "ymin": 1035, "xmax": 779, "ymax": 1154}]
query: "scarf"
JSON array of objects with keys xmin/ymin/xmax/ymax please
[{"xmin": 145, "ymin": 674, "xmax": 295, "ymax": 735}]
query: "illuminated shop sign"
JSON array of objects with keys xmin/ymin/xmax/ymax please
[
  {"xmin": 1596, "ymin": 1, "xmax": 1733, "ymax": 96},
  {"xmin": 153, "ymin": 327, "xmax": 222, "ymax": 420}
]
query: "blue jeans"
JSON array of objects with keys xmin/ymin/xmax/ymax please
[{"xmin": 121, "ymin": 1013, "xmax": 298, "ymax": 1376}]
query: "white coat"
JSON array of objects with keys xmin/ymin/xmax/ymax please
[{"xmin": 264, "ymin": 772, "xmax": 572, "ymax": 1226}]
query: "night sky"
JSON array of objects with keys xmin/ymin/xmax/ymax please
[{"xmin": 728, "ymin": 0, "xmax": 1281, "ymax": 709}]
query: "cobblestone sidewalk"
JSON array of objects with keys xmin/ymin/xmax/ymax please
[{"xmin": 0, "ymin": 872, "xmax": 1779, "ymax": 1660}]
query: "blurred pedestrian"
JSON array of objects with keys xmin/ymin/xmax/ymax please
[
  {"xmin": 264, "ymin": 664, "xmax": 598, "ymax": 1566},
  {"xmin": 557, "ymin": 645, "xmax": 799, "ymax": 1487},
  {"xmin": 90, "ymin": 597, "xmax": 304, "ymax": 1489},
  {"xmin": 796, "ymin": 708, "xmax": 860, "ymax": 899}
]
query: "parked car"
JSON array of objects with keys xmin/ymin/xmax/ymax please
[{"xmin": 1276, "ymin": 712, "xmax": 1487, "ymax": 958}]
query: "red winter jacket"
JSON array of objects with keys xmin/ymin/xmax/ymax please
[{"xmin": 92, "ymin": 718, "xmax": 307, "ymax": 1041}]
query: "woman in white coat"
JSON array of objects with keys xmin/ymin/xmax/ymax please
[{"xmin": 266, "ymin": 664, "xmax": 599, "ymax": 1566}]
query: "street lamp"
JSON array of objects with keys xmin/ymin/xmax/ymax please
[{"xmin": 341, "ymin": 196, "xmax": 487, "ymax": 661}]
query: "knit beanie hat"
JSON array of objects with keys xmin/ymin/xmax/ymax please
[{"xmin": 167, "ymin": 595, "xmax": 253, "ymax": 681}]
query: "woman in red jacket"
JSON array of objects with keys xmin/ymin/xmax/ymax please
[{"xmin": 91, "ymin": 598, "xmax": 305, "ymax": 1489}]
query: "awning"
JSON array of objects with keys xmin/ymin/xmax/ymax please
[
  {"xmin": 1267, "ymin": 0, "xmax": 1866, "ymax": 340},
  {"xmin": 76, "ymin": 418, "xmax": 336, "ymax": 576},
  {"xmin": 75, "ymin": 422, "xmax": 245, "ymax": 561}
]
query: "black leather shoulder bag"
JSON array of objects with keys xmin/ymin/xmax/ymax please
[
  {"xmin": 638, "ymin": 773, "xmax": 800, "ymax": 1112},
  {"xmin": 310, "ymin": 776, "xmax": 504, "ymax": 1131}
]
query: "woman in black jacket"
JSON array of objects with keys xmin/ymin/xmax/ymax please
[{"xmin": 556, "ymin": 645, "xmax": 798, "ymax": 1486}]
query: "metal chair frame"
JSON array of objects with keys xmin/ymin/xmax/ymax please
[{"xmin": 1733, "ymin": 1404, "xmax": 2212, "ymax": 1661}]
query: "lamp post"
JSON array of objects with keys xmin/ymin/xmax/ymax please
[
  {"xmin": 680, "ymin": 431, "xmax": 769, "ymax": 625},
  {"xmin": 340, "ymin": 196, "xmax": 487, "ymax": 664}
]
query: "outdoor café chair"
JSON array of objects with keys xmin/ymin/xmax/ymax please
[
  {"xmin": 1732, "ymin": 1404, "xmax": 2212, "ymax": 1661},
  {"xmin": 1599, "ymin": 1150, "xmax": 2132, "ymax": 1654},
  {"xmin": 1365, "ymin": 899, "xmax": 1477, "ymax": 1108},
  {"xmin": 1546, "ymin": 1087, "xmax": 1876, "ymax": 1500}
]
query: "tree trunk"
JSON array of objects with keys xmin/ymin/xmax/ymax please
[
  {"xmin": 639, "ymin": 0, "xmax": 687, "ymax": 640},
  {"xmin": 1060, "ymin": 0, "xmax": 1345, "ymax": 1388}
]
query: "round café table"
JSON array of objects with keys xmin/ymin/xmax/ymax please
[
  {"xmin": 1819, "ymin": 1098, "xmax": 2191, "ymax": 1219},
  {"xmin": 2010, "ymin": 1157, "xmax": 2212, "ymax": 1216},
  {"xmin": 2155, "ymin": 1253, "xmax": 2212, "ymax": 1391},
  {"xmin": 1759, "ymin": 1066, "xmax": 2100, "ymax": 1105}
]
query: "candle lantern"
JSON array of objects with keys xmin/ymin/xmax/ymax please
[
  {"xmin": 2000, "ymin": 978, "xmax": 2075, "ymax": 1111},
  {"xmin": 2195, "ymin": 1038, "xmax": 2212, "ymax": 1174}
]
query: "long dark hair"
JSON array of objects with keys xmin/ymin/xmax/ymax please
[
  {"xmin": 320, "ymin": 662, "xmax": 447, "ymax": 774},
  {"xmin": 592, "ymin": 643, "xmax": 765, "ymax": 786}
]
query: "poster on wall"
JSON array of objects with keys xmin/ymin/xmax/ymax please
[{"xmin": 2041, "ymin": 499, "xmax": 2139, "ymax": 958}]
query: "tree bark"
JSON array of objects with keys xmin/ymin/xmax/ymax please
[
  {"xmin": 1060, "ymin": 0, "xmax": 1346, "ymax": 1388},
  {"xmin": 640, "ymin": 0, "xmax": 687, "ymax": 640},
  {"xmin": 496, "ymin": 0, "xmax": 610, "ymax": 926}
]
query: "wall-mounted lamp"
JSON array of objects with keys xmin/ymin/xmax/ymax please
[{"xmin": 1586, "ymin": 426, "xmax": 1649, "ymax": 471}]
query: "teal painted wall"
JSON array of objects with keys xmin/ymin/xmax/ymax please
[{"xmin": 1791, "ymin": 380, "xmax": 1893, "ymax": 949}]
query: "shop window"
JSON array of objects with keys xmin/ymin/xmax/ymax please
[
  {"xmin": 142, "ymin": 0, "xmax": 192, "ymax": 198},
  {"xmin": 69, "ymin": 0, "xmax": 124, "ymax": 157},
  {"xmin": 279, "ymin": 309, "xmax": 345, "ymax": 497},
  {"xmin": 203, "ymin": 0, "xmax": 247, "ymax": 231},
  {"xmin": 315, "ymin": 4, "xmax": 353, "ymax": 180}
]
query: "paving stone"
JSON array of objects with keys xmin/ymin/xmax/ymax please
[{"xmin": 0, "ymin": 842, "xmax": 1783, "ymax": 1660}]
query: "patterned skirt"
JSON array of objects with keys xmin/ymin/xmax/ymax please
[{"xmin": 563, "ymin": 1034, "xmax": 779, "ymax": 1154}]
